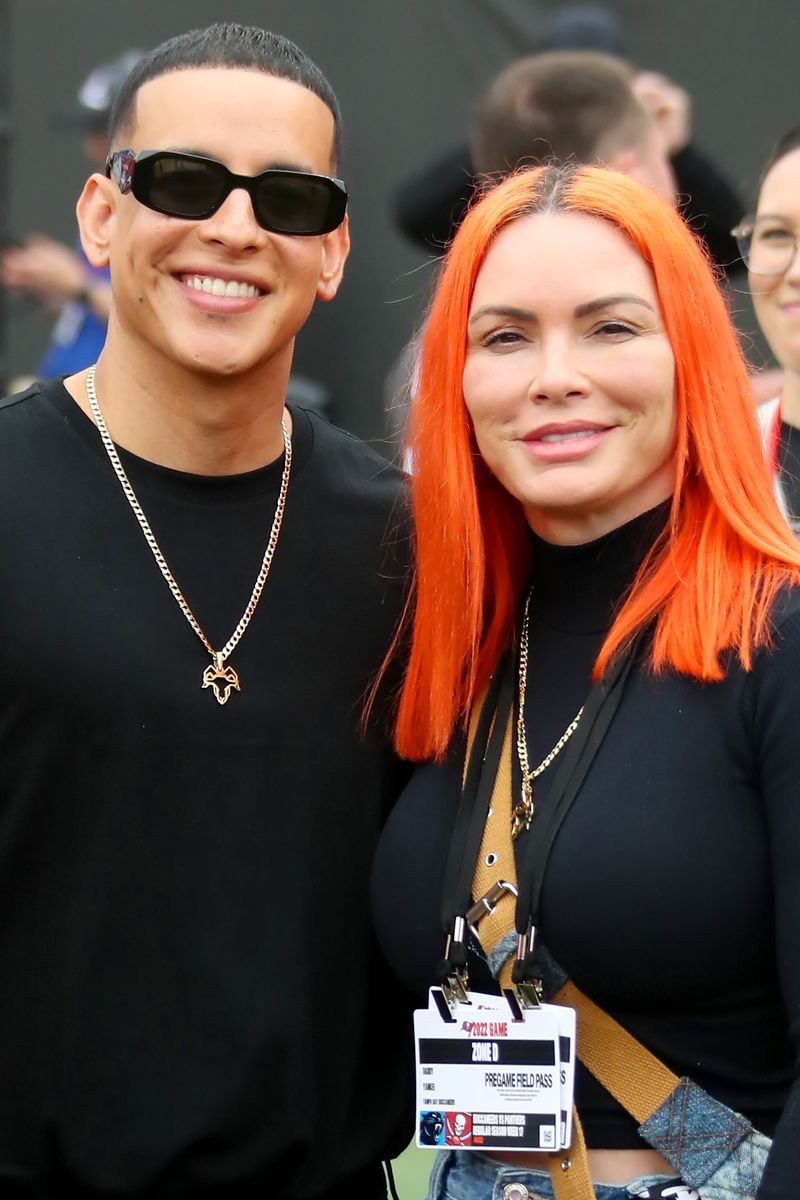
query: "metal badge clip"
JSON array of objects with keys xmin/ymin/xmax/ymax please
[
  {"xmin": 512, "ymin": 922, "xmax": 543, "ymax": 1009},
  {"xmin": 439, "ymin": 916, "xmax": 469, "ymax": 1008}
]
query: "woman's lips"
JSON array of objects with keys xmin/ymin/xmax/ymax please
[{"xmin": 522, "ymin": 423, "xmax": 612, "ymax": 461}]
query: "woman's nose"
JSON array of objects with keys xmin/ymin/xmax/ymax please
[{"xmin": 528, "ymin": 339, "xmax": 590, "ymax": 403}]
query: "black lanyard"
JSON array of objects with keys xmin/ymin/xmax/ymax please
[
  {"xmin": 440, "ymin": 629, "xmax": 644, "ymax": 958},
  {"xmin": 439, "ymin": 646, "xmax": 513, "ymax": 934}
]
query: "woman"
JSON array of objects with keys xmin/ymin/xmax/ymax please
[
  {"xmin": 373, "ymin": 164, "xmax": 800, "ymax": 1200},
  {"xmin": 732, "ymin": 127, "xmax": 800, "ymax": 531}
]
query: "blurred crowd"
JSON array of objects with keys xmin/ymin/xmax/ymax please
[
  {"xmin": 1, "ymin": 14, "xmax": 800, "ymax": 1199},
  {"xmin": 0, "ymin": 5, "xmax": 794, "ymax": 433}
]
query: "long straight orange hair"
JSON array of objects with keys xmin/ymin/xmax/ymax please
[{"xmin": 392, "ymin": 164, "xmax": 800, "ymax": 762}]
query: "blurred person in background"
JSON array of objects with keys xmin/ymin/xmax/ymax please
[
  {"xmin": 470, "ymin": 51, "xmax": 676, "ymax": 201},
  {"xmin": 0, "ymin": 51, "xmax": 142, "ymax": 380},
  {"xmin": 393, "ymin": 4, "xmax": 742, "ymax": 276},
  {"xmin": 385, "ymin": 48, "xmax": 728, "ymax": 444},
  {"xmin": 735, "ymin": 127, "xmax": 800, "ymax": 530}
]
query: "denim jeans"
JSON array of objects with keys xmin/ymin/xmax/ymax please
[{"xmin": 425, "ymin": 1149, "xmax": 698, "ymax": 1200}]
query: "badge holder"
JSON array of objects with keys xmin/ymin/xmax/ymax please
[{"xmin": 416, "ymin": 883, "xmax": 576, "ymax": 1153}]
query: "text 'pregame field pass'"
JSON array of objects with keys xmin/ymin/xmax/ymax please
[{"xmin": 414, "ymin": 990, "xmax": 576, "ymax": 1152}]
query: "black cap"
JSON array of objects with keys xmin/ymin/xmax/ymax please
[
  {"xmin": 51, "ymin": 50, "xmax": 145, "ymax": 135},
  {"xmin": 536, "ymin": 4, "xmax": 627, "ymax": 56}
]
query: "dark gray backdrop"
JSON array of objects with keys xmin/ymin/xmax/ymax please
[{"xmin": 5, "ymin": 0, "xmax": 797, "ymax": 442}]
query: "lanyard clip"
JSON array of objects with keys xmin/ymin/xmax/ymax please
[
  {"xmin": 439, "ymin": 915, "xmax": 469, "ymax": 1007},
  {"xmin": 465, "ymin": 878, "xmax": 518, "ymax": 937},
  {"xmin": 511, "ymin": 922, "xmax": 542, "ymax": 1009},
  {"xmin": 440, "ymin": 882, "xmax": 522, "ymax": 1009}
]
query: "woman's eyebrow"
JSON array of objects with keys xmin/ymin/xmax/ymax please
[
  {"xmin": 573, "ymin": 295, "xmax": 656, "ymax": 318},
  {"xmin": 468, "ymin": 304, "xmax": 535, "ymax": 326},
  {"xmin": 754, "ymin": 212, "xmax": 794, "ymax": 223},
  {"xmin": 468, "ymin": 296, "xmax": 656, "ymax": 326}
]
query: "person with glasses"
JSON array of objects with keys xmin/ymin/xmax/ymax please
[
  {"xmin": 0, "ymin": 22, "xmax": 411, "ymax": 1200},
  {"xmin": 732, "ymin": 127, "xmax": 800, "ymax": 532}
]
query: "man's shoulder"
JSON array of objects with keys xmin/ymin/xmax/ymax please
[
  {"xmin": 0, "ymin": 380, "xmax": 48, "ymax": 420},
  {"xmin": 0, "ymin": 380, "xmax": 61, "ymax": 456},
  {"xmin": 296, "ymin": 406, "xmax": 407, "ymax": 500}
]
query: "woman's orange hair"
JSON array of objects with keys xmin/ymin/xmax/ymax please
[{"xmin": 391, "ymin": 163, "xmax": 800, "ymax": 762}]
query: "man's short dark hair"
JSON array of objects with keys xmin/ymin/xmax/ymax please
[
  {"xmin": 471, "ymin": 50, "xmax": 649, "ymax": 177},
  {"xmin": 109, "ymin": 22, "xmax": 342, "ymax": 167}
]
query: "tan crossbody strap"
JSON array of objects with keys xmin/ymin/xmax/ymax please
[
  {"xmin": 465, "ymin": 702, "xmax": 678, "ymax": 1198},
  {"xmin": 552, "ymin": 980, "xmax": 678, "ymax": 1123}
]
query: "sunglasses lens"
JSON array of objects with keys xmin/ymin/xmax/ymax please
[
  {"xmin": 137, "ymin": 155, "xmax": 227, "ymax": 219},
  {"xmin": 254, "ymin": 174, "xmax": 344, "ymax": 235},
  {"xmin": 127, "ymin": 154, "xmax": 346, "ymax": 235}
]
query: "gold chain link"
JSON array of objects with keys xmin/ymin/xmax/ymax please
[
  {"xmin": 85, "ymin": 364, "xmax": 291, "ymax": 668},
  {"xmin": 513, "ymin": 590, "xmax": 583, "ymax": 838}
]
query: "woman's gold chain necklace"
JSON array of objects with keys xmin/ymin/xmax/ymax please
[
  {"xmin": 84, "ymin": 364, "xmax": 291, "ymax": 706},
  {"xmin": 512, "ymin": 590, "xmax": 584, "ymax": 838}
]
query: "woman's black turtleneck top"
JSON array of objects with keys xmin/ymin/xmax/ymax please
[{"xmin": 371, "ymin": 506, "xmax": 800, "ymax": 1199}]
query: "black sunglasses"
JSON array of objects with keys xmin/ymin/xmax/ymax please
[{"xmin": 105, "ymin": 149, "xmax": 348, "ymax": 236}]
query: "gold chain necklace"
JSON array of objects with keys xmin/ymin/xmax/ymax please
[
  {"xmin": 512, "ymin": 590, "xmax": 584, "ymax": 838},
  {"xmin": 85, "ymin": 364, "xmax": 291, "ymax": 706}
]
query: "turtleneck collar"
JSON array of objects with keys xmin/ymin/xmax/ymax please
[{"xmin": 528, "ymin": 501, "xmax": 670, "ymax": 635}]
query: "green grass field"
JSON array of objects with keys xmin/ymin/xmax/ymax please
[{"xmin": 390, "ymin": 1139, "xmax": 432, "ymax": 1200}]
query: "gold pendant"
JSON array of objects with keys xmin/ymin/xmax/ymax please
[
  {"xmin": 202, "ymin": 654, "xmax": 241, "ymax": 705},
  {"xmin": 511, "ymin": 778, "xmax": 533, "ymax": 840}
]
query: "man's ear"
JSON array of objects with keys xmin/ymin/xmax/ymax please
[
  {"xmin": 76, "ymin": 173, "xmax": 117, "ymax": 269},
  {"xmin": 316, "ymin": 213, "xmax": 350, "ymax": 302},
  {"xmin": 606, "ymin": 148, "xmax": 637, "ymax": 179}
]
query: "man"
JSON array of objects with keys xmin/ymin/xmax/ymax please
[
  {"xmin": 0, "ymin": 51, "xmax": 143, "ymax": 378},
  {"xmin": 385, "ymin": 49, "xmax": 771, "ymax": 443},
  {"xmin": 466, "ymin": 52, "xmax": 779, "ymax": 406},
  {"xmin": 393, "ymin": 53, "xmax": 742, "ymax": 276},
  {"xmin": 470, "ymin": 50, "xmax": 676, "ymax": 198},
  {"xmin": 0, "ymin": 23, "xmax": 410, "ymax": 1199},
  {"xmin": 386, "ymin": 52, "xmax": 681, "ymax": 446}
]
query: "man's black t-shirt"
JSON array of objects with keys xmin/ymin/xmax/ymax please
[{"xmin": 0, "ymin": 379, "xmax": 412, "ymax": 1198}]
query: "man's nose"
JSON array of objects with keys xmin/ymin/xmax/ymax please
[{"xmin": 197, "ymin": 187, "xmax": 265, "ymax": 250}]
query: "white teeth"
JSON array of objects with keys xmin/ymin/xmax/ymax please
[
  {"xmin": 540, "ymin": 429, "xmax": 600, "ymax": 443},
  {"xmin": 183, "ymin": 275, "xmax": 259, "ymax": 298}
]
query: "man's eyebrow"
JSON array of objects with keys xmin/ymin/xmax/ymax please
[
  {"xmin": 468, "ymin": 296, "xmax": 656, "ymax": 326},
  {"xmin": 260, "ymin": 160, "xmax": 319, "ymax": 175},
  {"xmin": 166, "ymin": 148, "xmax": 319, "ymax": 174}
]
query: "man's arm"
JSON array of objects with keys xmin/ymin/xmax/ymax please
[
  {"xmin": 633, "ymin": 72, "xmax": 744, "ymax": 275},
  {"xmin": 393, "ymin": 142, "xmax": 476, "ymax": 252}
]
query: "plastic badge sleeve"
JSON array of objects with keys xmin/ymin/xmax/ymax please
[{"xmin": 414, "ymin": 988, "xmax": 568, "ymax": 1152}]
